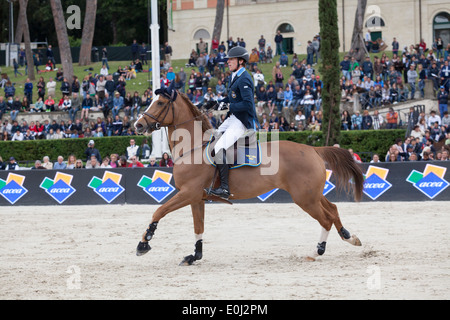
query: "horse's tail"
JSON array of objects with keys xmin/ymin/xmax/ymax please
[{"xmin": 314, "ymin": 146, "xmax": 364, "ymax": 202}]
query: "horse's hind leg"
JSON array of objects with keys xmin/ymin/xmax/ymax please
[
  {"xmin": 321, "ymin": 197, "xmax": 362, "ymax": 247},
  {"xmin": 295, "ymin": 195, "xmax": 361, "ymax": 261}
]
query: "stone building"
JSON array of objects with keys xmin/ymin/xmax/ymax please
[{"xmin": 167, "ymin": 0, "xmax": 450, "ymax": 60}]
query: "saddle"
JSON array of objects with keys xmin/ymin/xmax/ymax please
[{"xmin": 205, "ymin": 130, "xmax": 261, "ymax": 169}]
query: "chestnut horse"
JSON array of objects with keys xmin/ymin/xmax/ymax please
[{"xmin": 134, "ymin": 90, "xmax": 364, "ymax": 265}]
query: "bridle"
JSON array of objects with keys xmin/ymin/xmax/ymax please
[
  {"xmin": 138, "ymin": 91, "xmax": 210, "ymax": 161},
  {"xmin": 140, "ymin": 99, "xmax": 173, "ymax": 131},
  {"xmin": 140, "ymin": 91, "xmax": 207, "ymax": 131}
]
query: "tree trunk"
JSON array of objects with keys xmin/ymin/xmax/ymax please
[
  {"xmin": 212, "ymin": 0, "xmax": 225, "ymax": 46},
  {"xmin": 49, "ymin": 0, "xmax": 74, "ymax": 84},
  {"xmin": 348, "ymin": 0, "xmax": 368, "ymax": 63},
  {"xmin": 15, "ymin": 0, "xmax": 28, "ymax": 44},
  {"xmin": 111, "ymin": 18, "xmax": 118, "ymax": 45},
  {"xmin": 18, "ymin": 0, "xmax": 35, "ymax": 80},
  {"xmin": 319, "ymin": 0, "xmax": 341, "ymax": 146},
  {"xmin": 78, "ymin": 0, "xmax": 98, "ymax": 66}
]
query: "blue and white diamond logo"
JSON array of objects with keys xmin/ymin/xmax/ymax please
[
  {"xmin": 144, "ymin": 177, "xmax": 175, "ymax": 203},
  {"xmin": 414, "ymin": 172, "xmax": 449, "ymax": 199},
  {"xmin": 0, "ymin": 180, "xmax": 28, "ymax": 205},
  {"xmin": 323, "ymin": 180, "xmax": 335, "ymax": 196},
  {"xmin": 46, "ymin": 179, "xmax": 76, "ymax": 204},
  {"xmin": 363, "ymin": 174, "xmax": 392, "ymax": 200},
  {"xmin": 93, "ymin": 178, "xmax": 125, "ymax": 203}
]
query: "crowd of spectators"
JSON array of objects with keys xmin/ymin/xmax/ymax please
[
  {"xmin": 184, "ymin": 33, "xmax": 324, "ymax": 133},
  {"xmin": 1, "ymin": 33, "xmax": 450, "ymax": 164},
  {"xmin": 339, "ymin": 38, "xmax": 450, "ymax": 111}
]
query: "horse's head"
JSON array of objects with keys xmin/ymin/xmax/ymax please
[{"xmin": 134, "ymin": 88, "xmax": 178, "ymax": 135}]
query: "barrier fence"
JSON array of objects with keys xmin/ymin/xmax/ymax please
[{"xmin": 0, "ymin": 162, "xmax": 449, "ymax": 206}]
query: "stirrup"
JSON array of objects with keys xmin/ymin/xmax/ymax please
[{"xmin": 208, "ymin": 187, "xmax": 230, "ymax": 200}]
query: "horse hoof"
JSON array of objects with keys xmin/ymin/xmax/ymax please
[
  {"xmin": 350, "ymin": 235, "xmax": 362, "ymax": 246},
  {"xmin": 179, "ymin": 254, "xmax": 195, "ymax": 266},
  {"xmin": 136, "ymin": 241, "xmax": 151, "ymax": 256}
]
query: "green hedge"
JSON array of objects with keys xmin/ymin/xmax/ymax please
[
  {"xmin": 0, "ymin": 136, "xmax": 150, "ymax": 162},
  {"xmin": 0, "ymin": 130, "xmax": 406, "ymax": 163}
]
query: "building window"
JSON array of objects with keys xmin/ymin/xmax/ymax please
[
  {"xmin": 433, "ymin": 12, "xmax": 450, "ymax": 48},
  {"xmin": 365, "ymin": 16, "xmax": 385, "ymax": 28},
  {"xmin": 193, "ymin": 29, "xmax": 210, "ymax": 40},
  {"xmin": 277, "ymin": 23, "xmax": 294, "ymax": 33}
]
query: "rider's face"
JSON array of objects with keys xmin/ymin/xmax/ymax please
[{"xmin": 227, "ymin": 57, "xmax": 239, "ymax": 72}]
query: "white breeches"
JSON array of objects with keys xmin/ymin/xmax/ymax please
[{"xmin": 214, "ymin": 114, "xmax": 246, "ymax": 153}]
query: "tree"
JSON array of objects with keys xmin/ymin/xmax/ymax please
[
  {"xmin": 212, "ymin": 0, "xmax": 225, "ymax": 47},
  {"xmin": 78, "ymin": 0, "xmax": 98, "ymax": 66},
  {"xmin": 50, "ymin": 0, "xmax": 74, "ymax": 83},
  {"xmin": 348, "ymin": 0, "xmax": 368, "ymax": 62},
  {"xmin": 18, "ymin": 0, "xmax": 35, "ymax": 80},
  {"xmin": 319, "ymin": 0, "xmax": 341, "ymax": 146}
]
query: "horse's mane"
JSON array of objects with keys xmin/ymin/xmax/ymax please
[{"xmin": 177, "ymin": 92, "xmax": 213, "ymax": 133}]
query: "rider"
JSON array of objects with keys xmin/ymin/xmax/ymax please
[{"xmin": 208, "ymin": 46, "xmax": 259, "ymax": 200}]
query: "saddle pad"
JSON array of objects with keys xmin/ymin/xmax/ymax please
[{"xmin": 205, "ymin": 138, "xmax": 262, "ymax": 169}]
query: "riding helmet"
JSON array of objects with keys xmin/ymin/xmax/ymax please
[{"xmin": 226, "ymin": 46, "xmax": 249, "ymax": 63}]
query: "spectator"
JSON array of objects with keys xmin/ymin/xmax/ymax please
[
  {"xmin": 66, "ymin": 154, "xmax": 77, "ymax": 169},
  {"xmin": 340, "ymin": 56, "xmax": 351, "ymax": 80},
  {"xmin": 279, "ymin": 52, "xmax": 288, "ymax": 67},
  {"xmin": 126, "ymin": 138, "xmax": 141, "ymax": 160},
  {"xmin": 84, "ymin": 140, "xmax": 101, "ymax": 162},
  {"xmin": 31, "ymin": 160, "xmax": 46, "ymax": 169},
  {"xmin": 274, "ymin": 30, "xmax": 283, "ymax": 56},
  {"xmin": 44, "ymin": 95, "xmax": 55, "ymax": 112},
  {"xmin": 86, "ymin": 155, "xmax": 101, "ymax": 169},
  {"xmin": 11, "ymin": 130, "xmax": 24, "ymax": 141},
  {"xmin": 370, "ymin": 154, "xmax": 380, "ymax": 163},
  {"xmin": 74, "ymin": 159, "xmax": 84, "ymax": 169},
  {"xmin": 112, "ymin": 115, "xmax": 123, "ymax": 136},
  {"xmin": 437, "ymin": 86, "xmax": 448, "ymax": 118},
  {"xmin": 118, "ymin": 155, "xmax": 128, "ymax": 168},
  {"xmin": 427, "ymin": 110, "xmax": 441, "ymax": 128},
  {"xmin": 407, "ymin": 64, "xmax": 417, "ymax": 99},
  {"xmin": 386, "ymin": 107, "xmax": 398, "ymax": 129},
  {"xmin": 127, "ymin": 156, "xmax": 145, "ymax": 168},
  {"xmin": 5, "ymin": 157, "xmax": 19, "ymax": 170},
  {"xmin": 101, "ymin": 157, "xmax": 111, "ymax": 168},
  {"xmin": 109, "ymin": 154, "xmax": 119, "ymax": 168},
  {"xmin": 41, "ymin": 156, "xmax": 53, "ymax": 169},
  {"xmin": 410, "ymin": 125, "xmax": 425, "ymax": 140},
  {"xmin": 10, "ymin": 97, "xmax": 21, "ymax": 122},
  {"xmin": 351, "ymin": 111, "xmax": 362, "ymax": 130},
  {"xmin": 148, "ymin": 157, "xmax": 159, "ymax": 167},
  {"xmin": 46, "ymin": 77, "xmax": 56, "ymax": 98},
  {"xmin": 341, "ymin": 110, "xmax": 351, "ymax": 131},
  {"xmin": 348, "ymin": 148, "xmax": 362, "ymax": 163},
  {"xmin": 160, "ymin": 152, "xmax": 174, "ymax": 167},
  {"xmin": 23, "ymin": 129, "xmax": 35, "ymax": 141},
  {"xmin": 53, "ymin": 156, "xmax": 67, "ymax": 170},
  {"xmin": 112, "ymin": 92, "xmax": 124, "ymax": 119},
  {"xmin": 283, "ymin": 85, "xmax": 293, "ymax": 109},
  {"xmin": 362, "ymin": 110, "xmax": 373, "ymax": 130},
  {"xmin": 80, "ymin": 94, "xmax": 93, "ymax": 121}
]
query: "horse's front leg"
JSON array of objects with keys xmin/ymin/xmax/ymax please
[
  {"xmin": 179, "ymin": 201, "xmax": 205, "ymax": 266},
  {"xmin": 136, "ymin": 191, "xmax": 193, "ymax": 256}
]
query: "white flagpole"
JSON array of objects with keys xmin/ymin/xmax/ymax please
[{"xmin": 149, "ymin": 0, "xmax": 170, "ymax": 158}]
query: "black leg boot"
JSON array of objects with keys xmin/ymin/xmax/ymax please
[{"xmin": 209, "ymin": 163, "xmax": 231, "ymax": 200}]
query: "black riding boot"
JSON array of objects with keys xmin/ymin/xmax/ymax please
[{"xmin": 209, "ymin": 163, "xmax": 231, "ymax": 200}]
